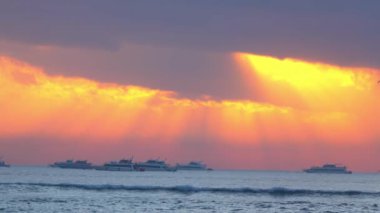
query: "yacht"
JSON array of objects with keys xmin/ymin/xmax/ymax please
[
  {"xmin": 0, "ymin": 159, "xmax": 10, "ymax": 167},
  {"xmin": 50, "ymin": 160, "xmax": 93, "ymax": 169},
  {"xmin": 176, "ymin": 161, "xmax": 211, "ymax": 170},
  {"xmin": 134, "ymin": 159, "xmax": 176, "ymax": 171},
  {"xmin": 304, "ymin": 164, "xmax": 352, "ymax": 174},
  {"xmin": 96, "ymin": 159, "xmax": 135, "ymax": 171}
]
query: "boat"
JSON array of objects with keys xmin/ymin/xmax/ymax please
[
  {"xmin": 304, "ymin": 164, "xmax": 352, "ymax": 174},
  {"xmin": 134, "ymin": 159, "xmax": 176, "ymax": 171},
  {"xmin": 50, "ymin": 160, "xmax": 93, "ymax": 169},
  {"xmin": 176, "ymin": 161, "xmax": 211, "ymax": 171},
  {"xmin": 0, "ymin": 159, "xmax": 10, "ymax": 167},
  {"xmin": 96, "ymin": 158, "xmax": 135, "ymax": 171}
]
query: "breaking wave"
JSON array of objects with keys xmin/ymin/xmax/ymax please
[{"xmin": 1, "ymin": 182, "xmax": 379, "ymax": 197}]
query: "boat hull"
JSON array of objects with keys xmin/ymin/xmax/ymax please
[
  {"xmin": 134, "ymin": 165, "xmax": 176, "ymax": 172},
  {"xmin": 304, "ymin": 169, "xmax": 352, "ymax": 174},
  {"xmin": 176, "ymin": 167, "xmax": 207, "ymax": 171},
  {"xmin": 50, "ymin": 164, "xmax": 93, "ymax": 169},
  {"xmin": 96, "ymin": 166, "xmax": 134, "ymax": 171}
]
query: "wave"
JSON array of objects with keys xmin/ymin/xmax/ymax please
[{"xmin": 1, "ymin": 182, "xmax": 379, "ymax": 197}]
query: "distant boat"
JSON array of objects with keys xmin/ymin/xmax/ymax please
[
  {"xmin": 0, "ymin": 159, "xmax": 10, "ymax": 168},
  {"xmin": 304, "ymin": 164, "xmax": 352, "ymax": 174},
  {"xmin": 176, "ymin": 161, "xmax": 211, "ymax": 171},
  {"xmin": 134, "ymin": 159, "xmax": 176, "ymax": 171},
  {"xmin": 96, "ymin": 158, "xmax": 135, "ymax": 171},
  {"xmin": 50, "ymin": 160, "xmax": 93, "ymax": 169}
]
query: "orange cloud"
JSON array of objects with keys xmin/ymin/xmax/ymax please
[
  {"xmin": 0, "ymin": 56, "xmax": 293, "ymax": 144},
  {"xmin": 1, "ymin": 54, "xmax": 380, "ymax": 171},
  {"xmin": 2, "ymin": 54, "xmax": 380, "ymax": 145}
]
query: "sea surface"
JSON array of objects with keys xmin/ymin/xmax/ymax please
[{"xmin": 0, "ymin": 167, "xmax": 379, "ymax": 212}]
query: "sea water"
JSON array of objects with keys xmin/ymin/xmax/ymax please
[{"xmin": 1, "ymin": 166, "xmax": 379, "ymax": 212}]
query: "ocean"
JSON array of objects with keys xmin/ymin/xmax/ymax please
[{"xmin": 1, "ymin": 167, "xmax": 379, "ymax": 212}]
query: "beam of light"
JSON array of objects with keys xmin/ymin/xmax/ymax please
[
  {"xmin": 2, "ymin": 54, "xmax": 380, "ymax": 171},
  {"xmin": 234, "ymin": 52, "xmax": 380, "ymax": 144},
  {"xmin": 1, "ymin": 54, "xmax": 379, "ymax": 145},
  {"xmin": 0, "ymin": 56, "xmax": 297, "ymax": 144}
]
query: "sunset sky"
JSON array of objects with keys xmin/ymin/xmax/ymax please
[{"xmin": 1, "ymin": 1, "xmax": 380, "ymax": 171}]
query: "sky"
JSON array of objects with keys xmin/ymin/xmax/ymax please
[{"xmin": 0, "ymin": 1, "xmax": 380, "ymax": 171}]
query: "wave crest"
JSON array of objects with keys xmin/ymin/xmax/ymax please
[{"xmin": 1, "ymin": 182, "xmax": 379, "ymax": 197}]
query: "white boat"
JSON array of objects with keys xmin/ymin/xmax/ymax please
[
  {"xmin": 50, "ymin": 160, "xmax": 93, "ymax": 169},
  {"xmin": 304, "ymin": 164, "xmax": 352, "ymax": 174},
  {"xmin": 176, "ymin": 161, "xmax": 211, "ymax": 170},
  {"xmin": 134, "ymin": 159, "xmax": 176, "ymax": 171},
  {"xmin": 96, "ymin": 159, "xmax": 134, "ymax": 171}
]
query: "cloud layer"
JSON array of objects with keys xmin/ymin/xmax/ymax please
[
  {"xmin": 1, "ymin": 54, "xmax": 380, "ymax": 171},
  {"xmin": 0, "ymin": 0, "xmax": 379, "ymax": 67}
]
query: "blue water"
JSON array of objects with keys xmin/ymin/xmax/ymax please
[{"xmin": 1, "ymin": 167, "xmax": 379, "ymax": 212}]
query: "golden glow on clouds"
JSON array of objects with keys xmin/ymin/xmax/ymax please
[
  {"xmin": 1, "ymin": 53, "xmax": 379, "ymax": 147},
  {"xmin": 235, "ymin": 52, "xmax": 380, "ymax": 143},
  {"xmin": 0, "ymin": 56, "xmax": 291, "ymax": 143}
]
